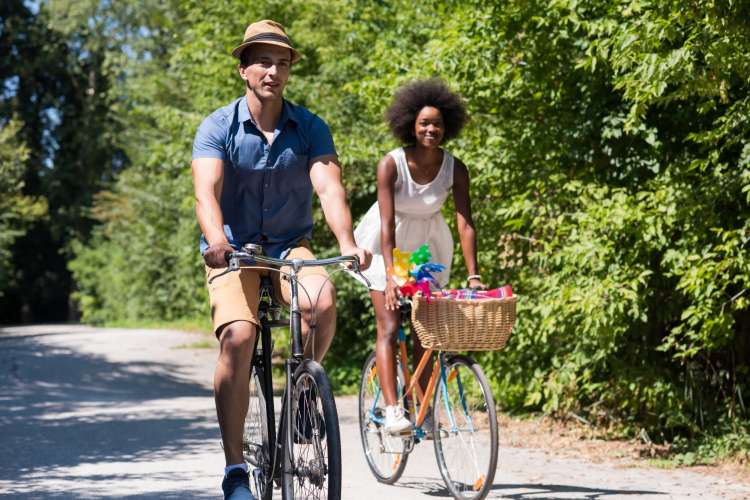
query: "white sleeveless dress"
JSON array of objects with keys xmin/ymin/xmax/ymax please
[{"xmin": 354, "ymin": 147, "xmax": 454, "ymax": 291}]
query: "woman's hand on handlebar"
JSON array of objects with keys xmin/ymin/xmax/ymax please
[
  {"xmin": 204, "ymin": 242, "xmax": 234, "ymax": 269},
  {"xmin": 340, "ymin": 244, "xmax": 372, "ymax": 271}
]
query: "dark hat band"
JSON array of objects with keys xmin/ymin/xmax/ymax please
[{"xmin": 243, "ymin": 32, "xmax": 293, "ymax": 47}]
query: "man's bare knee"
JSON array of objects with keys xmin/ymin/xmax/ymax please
[
  {"xmin": 315, "ymin": 288, "xmax": 336, "ymax": 316},
  {"xmin": 218, "ymin": 321, "xmax": 255, "ymax": 355}
]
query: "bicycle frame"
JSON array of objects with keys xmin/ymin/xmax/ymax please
[
  {"xmin": 370, "ymin": 311, "xmax": 438, "ymax": 437},
  {"xmin": 243, "ymin": 256, "xmax": 329, "ymax": 488},
  {"xmin": 251, "ymin": 275, "xmax": 286, "ymax": 488},
  {"xmin": 360, "ymin": 300, "xmax": 498, "ymax": 499},
  {"xmin": 367, "ymin": 302, "xmax": 469, "ymax": 438},
  {"xmin": 216, "ymin": 246, "xmax": 368, "ymax": 496}
]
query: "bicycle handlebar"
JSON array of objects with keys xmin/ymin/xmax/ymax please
[
  {"xmin": 226, "ymin": 250, "xmax": 363, "ymax": 273},
  {"xmin": 207, "ymin": 247, "xmax": 371, "ymax": 288}
]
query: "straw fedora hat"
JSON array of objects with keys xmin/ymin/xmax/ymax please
[{"xmin": 231, "ymin": 20, "xmax": 301, "ymax": 63}]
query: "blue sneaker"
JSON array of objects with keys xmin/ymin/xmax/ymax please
[{"xmin": 222, "ymin": 468, "xmax": 254, "ymax": 500}]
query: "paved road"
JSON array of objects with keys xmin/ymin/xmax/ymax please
[{"xmin": 0, "ymin": 325, "xmax": 748, "ymax": 499}]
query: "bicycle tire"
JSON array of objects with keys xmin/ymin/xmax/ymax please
[
  {"xmin": 244, "ymin": 365, "xmax": 273, "ymax": 500},
  {"xmin": 358, "ymin": 351, "xmax": 410, "ymax": 484},
  {"xmin": 433, "ymin": 355, "xmax": 498, "ymax": 500},
  {"xmin": 281, "ymin": 359, "xmax": 341, "ymax": 500}
]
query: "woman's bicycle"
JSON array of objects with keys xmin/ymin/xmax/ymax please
[
  {"xmin": 210, "ymin": 243, "xmax": 370, "ymax": 500},
  {"xmin": 358, "ymin": 300, "xmax": 499, "ymax": 500}
]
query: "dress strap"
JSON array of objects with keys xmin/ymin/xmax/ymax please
[
  {"xmin": 440, "ymin": 149, "xmax": 455, "ymax": 189},
  {"xmin": 387, "ymin": 147, "xmax": 408, "ymax": 189}
]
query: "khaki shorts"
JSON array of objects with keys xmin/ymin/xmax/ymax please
[{"xmin": 205, "ymin": 241, "xmax": 329, "ymax": 337}]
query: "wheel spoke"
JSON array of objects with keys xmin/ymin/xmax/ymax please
[
  {"xmin": 245, "ymin": 367, "xmax": 272, "ymax": 499},
  {"xmin": 434, "ymin": 357, "xmax": 498, "ymax": 500},
  {"xmin": 283, "ymin": 360, "xmax": 341, "ymax": 499},
  {"xmin": 358, "ymin": 352, "xmax": 410, "ymax": 483}
]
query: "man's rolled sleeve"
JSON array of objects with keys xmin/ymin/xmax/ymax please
[
  {"xmin": 308, "ymin": 116, "xmax": 337, "ymax": 161},
  {"xmin": 192, "ymin": 113, "xmax": 228, "ymax": 160}
]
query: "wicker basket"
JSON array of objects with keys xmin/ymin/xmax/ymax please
[{"xmin": 410, "ymin": 295, "xmax": 516, "ymax": 352}]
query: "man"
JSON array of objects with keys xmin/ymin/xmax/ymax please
[{"xmin": 191, "ymin": 20, "xmax": 371, "ymax": 500}]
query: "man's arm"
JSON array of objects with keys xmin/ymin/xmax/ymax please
[
  {"xmin": 192, "ymin": 157, "xmax": 232, "ymax": 268},
  {"xmin": 309, "ymin": 155, "xmax": 371, "ymax": 270}
]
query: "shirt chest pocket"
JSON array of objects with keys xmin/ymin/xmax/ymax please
[{"xmin": 276, "ymin": 149, "xmax": 310, "ymax": 190}]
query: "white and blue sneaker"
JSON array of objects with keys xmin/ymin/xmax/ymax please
[
  {"xmin": 222, "ymin": 468, "xmax": 255, "ymax": 500},
  {"xmin": 384, "ymin": 405, "xmax": 411, "ymax": 435}
]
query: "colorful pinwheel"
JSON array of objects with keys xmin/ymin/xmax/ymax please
[{"xmin": 409, "ymin": 244, "xmax": 432, "ymax": 265}]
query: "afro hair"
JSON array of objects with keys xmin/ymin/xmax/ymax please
[{"xmin": 385, "ymin": 79, "xmax": 468, "ymax": 145}]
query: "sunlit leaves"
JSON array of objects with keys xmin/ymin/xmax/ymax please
[{"xmin": 65, "ymin": 0, "xmax": 750, "ymax": 439}]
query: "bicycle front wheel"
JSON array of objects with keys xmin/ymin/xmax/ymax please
[
  {"xmin": 244, "ymin": 365, "xmax": 273, "ymax": 500},
  {"xmin": 281, "ymin": 360, "xmax": 341, "ymax": 500},
  {"xmin": 433, "ymin": 355, "xmax": 498, "ymax": 500},
  {"xmin": 358, "ymin": 351, "xmax": 409, "ymax": 484}
]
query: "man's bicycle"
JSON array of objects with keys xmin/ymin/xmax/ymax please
[
  {"xmin": 358, "ymin": 299, "xmax": 500, "ymax": 500},
  {"xmin": 210, "ymin": 243, "xmax": 369, "ymax": 500}
]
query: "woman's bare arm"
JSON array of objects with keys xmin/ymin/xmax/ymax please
[
  {"xmin": 453, "ymin": 158, "xmax": 484, "ymax": 287},
  {"xmin": 376, "ymin": 155, "xmax": 400, "ymax": 308}
]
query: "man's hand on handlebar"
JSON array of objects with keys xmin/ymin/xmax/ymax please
[
  {"xmin": 208, "ymin": 245, "xmax": 373, "ymax": 288},
  {"xmin": 204, "ymin": 242, "xmax": 234, "ymax": 268},
  {"xmin": 340, "ymin": 244, "xmax": 372, "ymax": 271}
]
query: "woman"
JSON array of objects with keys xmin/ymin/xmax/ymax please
[{"xmin": 354, "ymin": 79, "xmax": 484, "ymax": 434}]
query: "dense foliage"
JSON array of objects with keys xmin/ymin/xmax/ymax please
[
  {"xmin": 0, "ymin": 0, "xmax": 123, "ymax": 320},
  {"xmin": 4, "ymin": 0, "xmax": 749, "ymax": 446}
]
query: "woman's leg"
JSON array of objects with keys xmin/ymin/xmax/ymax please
[{"xmin": 371, "ymin": 290, "xmax": 401, "ymax": 406}]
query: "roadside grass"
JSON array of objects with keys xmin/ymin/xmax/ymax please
[
  {"xmin": 329, "ymin": 366, "xmax": 362, "ymax": 396},
  {"xmin": 647, "ymin": 421, "xmax": 750, "ymax": 468},
  {"xmin": 500, "ymin": 410, "xmax": 750, "ymax": 473},
  {"xmin": 175, "ymin": 339, "xmax": 215, "ymax": 349},
  {"xmin": 103, "ymin": 317, "xmax": 214, "ymax": 349},
  {"xmin": 105, "ymin": 317, "xmax": 213, "ymax": 334},
  {"xmin": 110, "ymin": 318, "xmax": 290, "ymax": 388}
]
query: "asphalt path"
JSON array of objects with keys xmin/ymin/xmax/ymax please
[{"xmin": 1, "ymin": 325, "xmax": 748, "ymax": 499}]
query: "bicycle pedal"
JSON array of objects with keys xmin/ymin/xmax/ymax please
[
  {"xmin": 388, "ymin": 428, "xmax": 413, "ymax": 437},
  {"xmin": 252, "ymin": 468, "xmax": 265, "ymax": 496}
]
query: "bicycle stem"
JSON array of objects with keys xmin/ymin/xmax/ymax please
[{"xmin": 289, "ymin": 259, "xmax": 304, "ymax": 359}]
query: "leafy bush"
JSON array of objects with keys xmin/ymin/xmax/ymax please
[{"xmin": 68, "ymin": 0, "xmax": 749, "ymax": 442}]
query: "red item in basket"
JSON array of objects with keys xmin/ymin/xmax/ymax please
[
  {"xmin": 438, "ymin": 285, "xmax": 513, "ymax": 300},
  {"xmin": 399, "ymin": 281, "xmax": 432, "ymax": 299}
]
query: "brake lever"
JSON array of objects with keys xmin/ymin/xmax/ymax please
[
  {"xmin": 354, "ymin": 255, "xmax": 373, "ymax": 288},
  {"xmin": 208, "ymin": 267, "xmax": 232, "ymax": 285},
  {"xmin": 359, "ymin": 272, "xmax": 372, "ymax": 289},
  {"xmin": 342, "ymin": 260, "xmax": 371, "ymax": 288},
  {"xmin": 207, "ymin": 255, "xmax": 240, "ymax": 284}
]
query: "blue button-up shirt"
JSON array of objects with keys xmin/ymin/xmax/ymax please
[{"xmin": 192, "ymin": 97, "xmax": 336, "ymax": 258}]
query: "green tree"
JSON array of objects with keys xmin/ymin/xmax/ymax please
[
  {"xmin": 0, "ymin": 0, "xmax": 124, "ymax": 321},
  {"xmin": 0, "ymin": 119, "xmax": 47, "ymax": 293},
  {"xmin": 68, "ymin": 0, "xmax": 750, "ymax": 446}
]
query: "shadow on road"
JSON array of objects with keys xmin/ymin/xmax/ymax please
[
  {"xmin": 392, "ymin": 477, "xmax": 665, "ymax": 498},
  {"xmin": 0, "ymin": 329, "xmax": 216, "ymax": 498},
  {"xmin": 490, "ymin": 482, "xmax": 664, "ymax": 498},
  {"xmin": 0, "ymin": 490, "xmax": 214, "ymax": 500}
]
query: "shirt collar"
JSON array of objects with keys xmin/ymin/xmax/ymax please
[
  {"xmin": 237, "ymin": 97, "xmax": 299, "ymax": 127},
  {"xmin": 282, "ymin": 100, "xmax": 299, "ymax": 125},
  {"xmin": 237, "ymin": 96, "xmax": 252, "ymax": 123}
]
